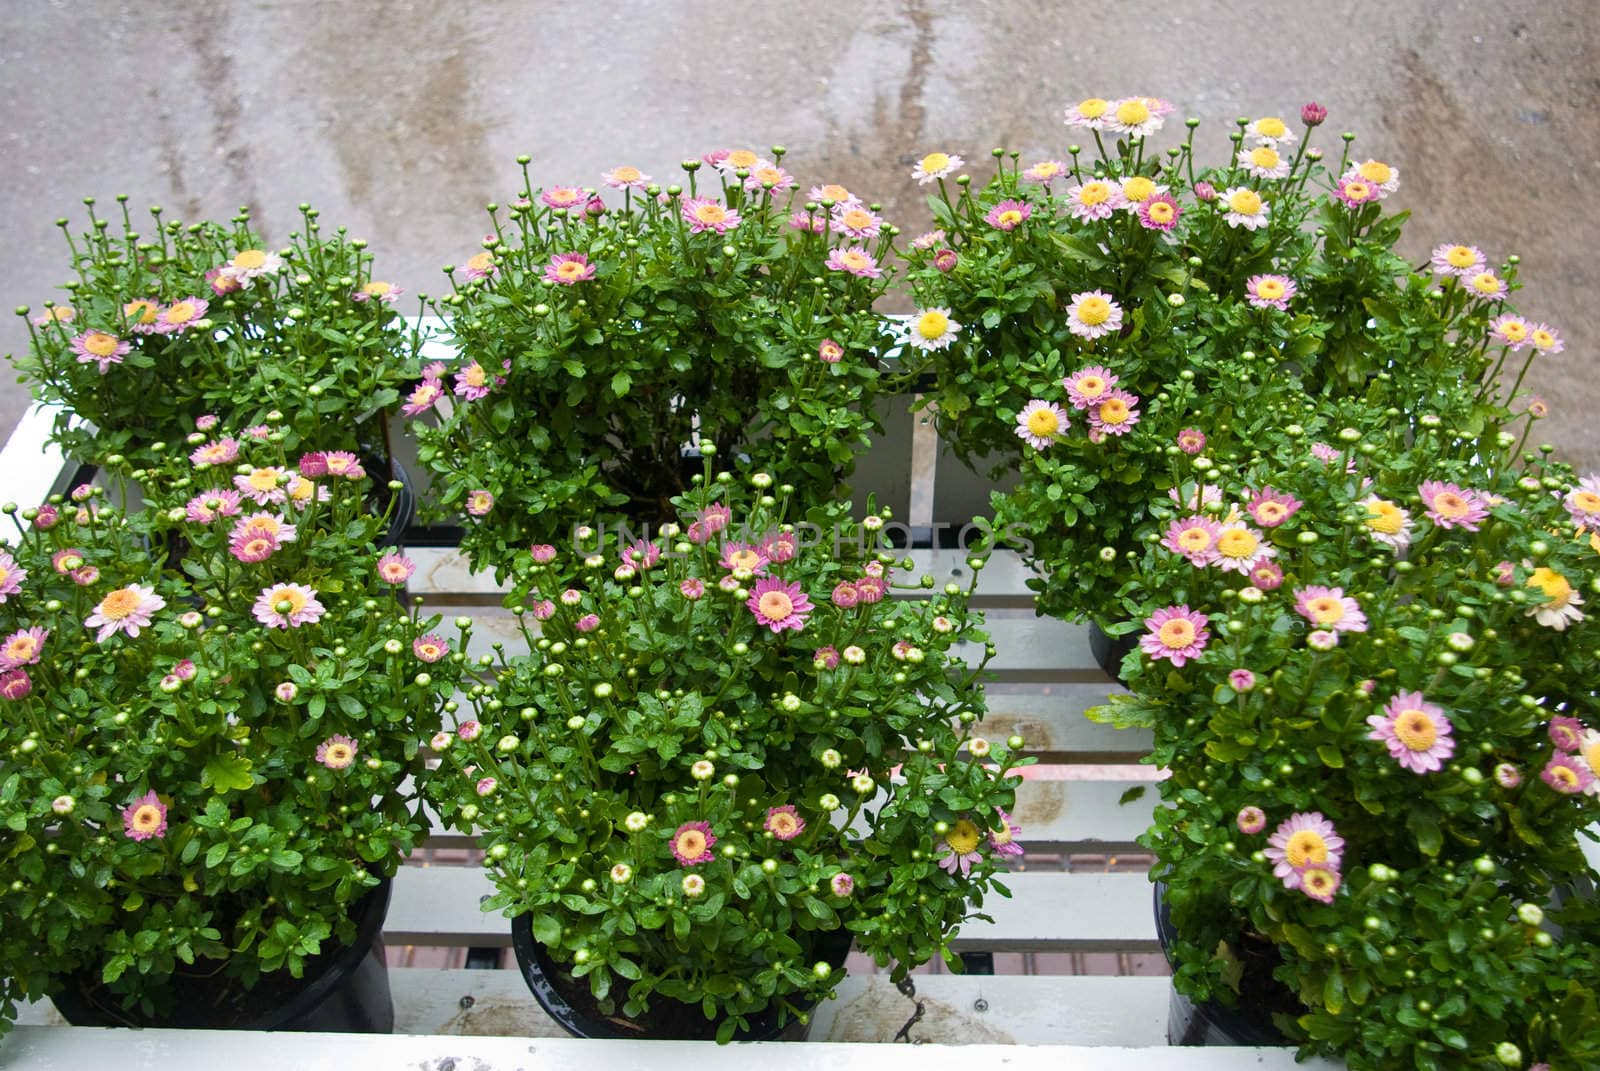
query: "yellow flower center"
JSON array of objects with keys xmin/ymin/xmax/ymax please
[
  {"xmin": 44, "ymin": 305, "xmax": 75, "ymax": 322},
  {"xmin": 916, "ymin": 311, "xmax": 950, "ymax": 339},
  {"xmin": 676, "ymin": 829, "xmax": 707, "ymax": 857},
  {"xmin": 4, "ymin": 636, "xmax": 38, "ymax": 662},
  {"xmin": 757, "ymin": 590, "xmax": 794, "ymax": 621},
  {"xmin": 1532, "ymin": 329, "xmax": 1557, "ymax": 349},
  {"xmin": 769, "ymin": 812, "xmax": 800, "ymax": 835},
  {"xmin": 1394, "ymin": 710, "xmax": 1438, "ymax": 751},
  {"xmin": 1550, "ymin": 765, "xmax": 1578, "ymax": 789},
  {"xmin": 1158, "ymin": 618, "xmax": 1196, "ymax": 649},
  {"xmin": 1256, "ymin": 278, "xmax": 1285, "ymax": 299},
  {"xmin": 232, "ymin": 249, "xmax": 268, "ymax": 270},
  {"xmin": 1228, "ymin": 189, "xmax": 1263, "ymax": 215},
  {"xmin": 1470, "ymin": 272, "xmax": 1500, "ymax": 294},
  {"xmin": 726, "ymin": 149, "xmax": 760, "ymax": 169},
  {"xmin": 131, "ymin": 805, "xmax": 162, "ymax": 832},
  {"xmin": 1177, "ymin": 526, "xmax": 1214, "ymax": 552},
  {"xmin": 1079, "ymin": 181, "xmax": 1112, "ymax": 206},
  {"xmin": 1026, "ymin": 407, "xmax": 1060, "ymax": 437},
  {"xmin": 1147, "ymin": 201, "xmax": 1175, "ymax": 223},
  {"xmin": 241, "ymin": 537, "xmax": 272, "ymax": 557},
  {"xmin": 729, "ymin": 549, "xmax": 762, "ymax": 571},
  {"xmin": 1217, "ymin": 529, "xmax": 1259, "ymax": 559},
  {"xmin": 919, "ymin": 152, "xmax": 951, "ymax": 173},
  {"xmin": 1030, "ymin": 162, "xmax": 1061, "ymax": 178},
  {"xmin": 0, "ymin": 566, "xmax": 10, "ymax": 586},
  {"xmin": 1301, "ymin": 867, "xmax": 1337, "ymax": 896},
  {"xmin": 1528, "ymin": 567, "xmax": 1573, "ymax": 606},
  {"xmin": 1307, "ymin": 597, "xmax": 1345, "ymax": 626},
  {"xmin": 1122, "ymin": 176, "xmax": 1156, "ymax": 202},
  {"xmin": 556, "ymin": 261, "xmax": 587, "ymax": 280},
  {"xmin": 124, "ymin": 300, "xmax": 157, "ymax": 324},
  {"xmin": 1249, "ymin": 146, "xmax": 1281, "ymax": 169},
  {"xmin": 99, "ymin": 588, "xmax": 143, "ymax": 620},
  {"xmin": 1446, "ymin": 246, "xmax": 1478, "ymax": 268},
  {"xmin": 818, "ymin": 184, "xmax": 851, "ymax": 201},
  {"xmin": 247, "ymin": 469, "xmax": 278, "ymax": 492},
  {"xmin": 946, "ymin": 819, "xmax": 982, "ymax": 854},
  {"xmin": 611, "ymin": 166, "xmax": 642, "ymax": 183},
  {"xmin": 1076, "ymin": 297, "xmax": 1111, "ymax": 325},
  {"xmin": 1255, "ymin": 117, "xmax": 1287, "ymax": 138},
  {"xmin": 1284, "ymin": 830, "xmax": 1329, "ymax": 868},
  {"xmin": 1115, "ymin": 100, "xmax": 1151, "ymax": 125},
  {"xmin": 753, "ymin": 166, "xmax": 783, "ymax": 185},
  {"xmin": 418, "ymin": 642, "xmax": 442, "ymax": 659},
  {"xmin": 1358, "ymin": 160, "xmax": 1393, "ymax": 184},
  {"xmin": 163, "ymin": 301, "xmax": 198, "ymax": 323},
  {"xmin": 362, "ymin": 281, "xmax": 393, "ymax": 297},
  {"xmin": 997, "ymin": 209, "xmax": 1024, "ymax": 226},
  {"xmin": 246, "ymin": 516, "xmax": 283, "ymax": 537},
  {"xmin": 1583, "ymin": 739, "xmax": 1600, "ymax": 771},
  {"xmin": 289, "ymin": 479, "xmax": 314, "ymax": 502},
  {"xmin": 1098, "ymin": 398, "xmax": 1130, "ymax": 424},
  {"xmin": 1077, "ymin": 98, "xmax": 1109, "ymax": 119},
  {"xmin": 1347, "ymin": 181, "xmax": 1375, "ymax": 202},
  {"xmin": 268, "ymin": 587, "xmax": 308, "ymax": 615},
  {"xmin": 1365, "ymin": 500, "xmax": 1404, "ymax": 534},
  {"xmin": 841, "ymin": 208, "xmax": 873, "ymax": 229},
  {"xmin": 325, "ymin": 744, "xmax": 353, "ymax": 766},
  {"xmin": 1075, "ymin": 375, "xmax": 1107, "ymax": 398},
  {"xmin": 467, "ymin": 252, "xmax": 494, "ymax": 271},
  {"xmin": 464, "ymin": 364, "xmax": 488, "ymax": 386},
  {"xmin": 83, "ymin": 332, "xmax": 120, "ymax": 356},
  {"xmin": 1498, "ymin": 319, "xmax": 1529, "ymax": 341},
  {"xmin": 694, "ymin": 203, "xmax": 728, "ymax": 224},
  {"xmin": 1430, "ymin": 491, "xmax": 1470, "ymax": 519},
  {"xmin": 1572, "ymin": 491, "xmax": 1600, "ymax": 514},
  {"xmin": 1255, "ymin": 501, "xmax": 1289, "ymax": 524}
]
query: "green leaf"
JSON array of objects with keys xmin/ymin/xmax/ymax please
[
  {"xmin": 611, "ymin": 371, "xmax": 632, "ymax": 397},
  {"xmin": 202, "ymin": 753, "xmax": 256, "ymax": 794},
  {"xmin": 205, "ymin": 843, "xmax": 228, "ymax": 869},
  {"xmin": 531, "ymin": 914, "xmax": 562, "ymax": 945}
]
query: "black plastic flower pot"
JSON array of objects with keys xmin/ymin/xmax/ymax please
[
  {"xmin": 371, "ymin": 454, "xmax": 416, "ymax": 549},
  {"xmin": 51, "ymin": 876, "xmax": 395, "ymax": 1033},
  {"xmin": 510, "ymin": 911, "xmax": 851, "ymax": 1040},
  {"xmin": 1153, "ymin": 882, "xmax": 1291, "ymax": 1047},
  {"xmin": 1088, "ymin": 622, "xmax": 1139, "ymax": 682}
]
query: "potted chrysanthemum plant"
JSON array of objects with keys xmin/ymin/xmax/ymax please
[
  {"xmin": 1089, "ymin": 414, "xmax": 1600, "ymax": 1070},
  {"xmin": 408, "ymin": 149, "xmax": 893, "ymax": 578},
  {"xmin": 0, "ymin": 436, "xmax": 471, "ymax": 1035},
  {"xmin": 424, "ymin": 464, "xmax": 1026, "ymax": 1041},
  {"xmin": 11, "ymin": 198, "xmax": 422, "ymax": 472},
  {"xmin": 897, "ymin": 98, "xmax": 1563, "ymax": 630}
]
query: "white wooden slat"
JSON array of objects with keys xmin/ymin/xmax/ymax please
[
  {"xmin": 440, "ymin": 609, "xmax": 1108, "ymax": 682},
  {"xmin": 0, "ymin": 401, "xmax": 73, "ymax": 529},
  {"xmin": 383, "ymin": 868, "xmax": 1159, "ymax": 953},
  {"xmin": 2, "ymin": 1025, "xmax": 1338, "ymax": 1069},
  {"xmin": 973, "ymin": 689, "xmax": 1149, "ymax": 761}
]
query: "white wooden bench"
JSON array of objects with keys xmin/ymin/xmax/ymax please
[{"xmin": 0, "ymin": 366, "xmax": 1351, "ymax": 1067}]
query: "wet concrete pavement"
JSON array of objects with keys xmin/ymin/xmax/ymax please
[{"xmin": 3, "ymin": 0, "xmax": 1596, "ymax": 466}]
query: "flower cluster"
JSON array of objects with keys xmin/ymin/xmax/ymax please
[{"xmin": 425, "ymin": 471, "xmax": 1023, "ymax": 1039}]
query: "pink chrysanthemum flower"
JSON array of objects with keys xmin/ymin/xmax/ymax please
[
  {"xmin": 1219, "ymin": 187, "xmax": 1269, "ymax": 230},
  {"xmin": 1265, "ymin": 812, "xmax": 1344, "ymax": 886},
  {"xmin": 1563, "ymin": 475, "xmax": 1600, "ymax": 528},
  {"xmin": 809, "ymin": 182, "xmax": 858, "ymax": 205},
  {"xmin": 232, "ymin": 513, "xmax": 296, "ymax": 545},
  {"xmin": 1163, "ymin": 516, "xmax": 1223, "ymax": 567},
  {"xmin": 122, "ymin": 299, "xmax": 159, "ymax": 332},
  {"xmin": 1105, "ymin": 97, "xmax": 1167, "ymax": 137},
  {"xmin": 316, "ymin": 734, "xmax": 359, "ymax": 770},
  {"xmin": 988, "ymin": 810, "xmax": 1024, "ymax": 858},
  {"xmin": 848, "ymin": 575, "xmax": 883, "ymax": 602},
  {"xmin": 698, "ymin": 503, "xmax": 731, "ymax": 535},
  {"xmin": 1526, "ymin": 568, "xmax": 1585, "ymax": 631},
  {"xmin": 1246, "ymin": 116, "xmax": 1298, "ymax": 145},
  {"xmin": 1333, "ymin": 175, "xmax": 1381, "ymax": 209},
  {"xmin": 220, "ymin": 248, "xmax": 283, "ymax": 287},
  {"xmin": 1348, "ymin": 159, "xmax": 1401, "ymax": 194},
  {"xmin": 71, "ymin": 566, "xmax": 97, "ymax": 586},
  {"xmin": 830, "ymin": 872, "xmax": 855, "ymax": 897},
  {"xmin": 253, "ymin": 583, "xmax": 324, "ymax": 629},
  {"xmin": 1236, "ymin": 806, "xmax": 1266, "ymax": 835},
  {"xmin": 413, "ymin": 634, "xmax": 448, "ymax": 662},
  {"xmin": 234, "ymin": 466, "xmax": 287, "ymax": 505},
  {"xmin": 1494, "ymin": 763, "xmax": 1522, "ymax": 788},
  {"xmin": 50, "ymin": 548, "xmax": 85, "ymax": 575},
  {"xmin": 461, "ymin": 251, "xmax": 497, "ymax": 281},
  {"xmin": 621, "ymin": 540, "xmax": 661, "ymax": 571},
  {"xmin": 543, "ymin": 252, "xmax": 596, "ymax": 286},
  {"xmin": 206, "ymin": 266, "xmax": 242, "ymax": 296},
  {"xmin": 1015, "ymin": 400, "xmax": 1068, "ymax": 449},
  {"xmin": 1137, "ymin": 193, "xmax": 1181, "ymax": 231},
  {"xmin": 764, "ymin": 805, "xmax": 805, "ymax": 840},
  {"xmin": 1238, "ymin": 144, "xmax": 1291, "ymax": 179},
  {"xmin": 602, "ymin": 165, "xmax": 651, "ymax": 190},
  {"xmin": 1022, "ymin": 160, "xmax": 1068, "ymax": 184},
  {"xmin": 465, "ymin": 489, "xmax": 495, "ymax": 517},
  {"xmin": 747, "ymin": 576, "xmax": 812, "ymax": 633},
  {"xmin": 1465, "ymin": 270, "xmax": 1507, "ymax": 300},
  {"xmin": 1431, "ymin": 243, "xmax": 1486, "ymax": 278},
  {"xmin": 123, "ymin": 790, "xmax": 168, "ymax": 841},
  {"xmin": 743, "ymin": 162, "xmax": 795, "ymax": 192},
  {"xmin": 1065, "ymin": 291, "xmax": 1123, "ymax": 340},
  {"xmin": 1294, "ymin": 585, "xmax": 1368, "ymax": 634},
  {"xmin": 1062, "ymin": 366, "xmax": 1118, "ymax": 410},
  {"xmin": 831, "ymin": 204, "xmax": 883, "ymax": 239},
  {"xmin": 1139, "ymin": 604, "xmax": 1210, "ymax": 667},
  {"xmin": 575, "ymin": 613, "xmax": 600, "ymax": 633},
  {"xmin": 1541, "ymin": 753, "xmax": 1592, "ymax": 796},
  {"xmin": 1087, "ymin": 389, "xmax": 1139, "ymax": 436},
  {"xmin": 677, "ymin": 578, "xmax": 706, "ymax": 601},
  {"xmin": 1548, "ymin": 716, "xmax": 1585, "ymax": 753},
  {"xmin": 540, "ymin": 186, "xmax": 586, "ymax": 210},
  {"xmin": 1192, "ymin": 180, "xmax": 1217, "ymax": 202},
  {"xmin": 153, "ymin": 296, "xmax": 209, "ymax": 334},
  {"xmin": 0, "ymin": 667, "xmax": 31, "ymax": 700},
  {"xmin": 1297, "ymin": 864, "xmax": 1342, "ymax": 904},
  {"xmin": 1065, "ymin": 180, "xmax": 1125, "ymax": 222},
  {"xmin": 1211, "ymin": 524, "xmax": 1273, "ymax": 575},
  {"xmin": 937, "ymin": 818, "xmax": 985, "ymax": 876},
  {"xmin": 1168, "ymin": 483, "xmax": 1223, "ymax": 511},
  {"xmin": 1229, "ymin": 669, "xmax": 1257, "ymax": 693},
  {"xmin": 69, "ymin": 330, "xmax": 131, "ymax": 373},
  {"xmin": 351, "ymin": 280, "xmax": 402, "ymax": 304},
  {"xmin": 1247, "ymin": 487, "xmax": 1302, "ymax": 528},
  {"xmin": 452, "ymin": 361, "xmax": 494, "ymax": 402},
  {"xmin": 1248, "ymin": 561, "xmax": 1284, "ymax": 591},
  {"xmin": 671, "ymin": 821, "xmax": 717, "ymax": 866},
  {"xmin": 1244, "ymin": 274, "xmax": 1297, "ymax": 311},
  {"xmin": 32, "ymin": 504, "xmax": 59, "ymax": 530},
  {"xmin": 719, "ymin": 542, "xmax": 768, "ymax": 575},
  {"xmin": 831, "ymin": 581, "xmax": 859, "ymax": 609},
  {"xmin": 190, "ymin": 438, "xmax": 240, "ymax": 467},
  {"xmin": 1063, "ymin": 97, "xmax": 1112, "ymax": 129},
  {"xmin": 1419, "ymin": 480, "xmax": 1489, "ymax": 531},
  {"xmin": 933, "ymin": 248, "xmax": 958, "ymax": 272},
  {"xmin": 229, "ymin": 530, "xmax": 280, "ymax": 564},
  {"xmin": 1368, "ymin": 691, "xmax": 1455, "ymax": 774},
  {"xmin": 788, "ymin": 210, "xmax": 826, "ymax": 233},
  {"xmin": 33, "ymin": 304, "xmax": 77, "ymax": 327},
  {"xmin": 1118, "ymin": 175, "xmax": 1164, "ymax": 206},
  {"xmin": 813, "ymin": 645, "xmax": 840, "ymax": 670},
  {"xmin": 682, "ymin": 197, "xmax": 742, "ymax": 234},
  {"xmin": 402, "ymin": 379, "xmax": 445, "ymax": 416},
  {"xmin": 1176, "ymin": 428, "xmax": 1206, "ymax": 455},
  {"xmin": 826, "ymin": 246, "xmax": 883, "ymax": 278},
  {"xmin": 284, "ymin": 475, "xmax": 329, "ymax": 510},
  {"xmin": 377, "ymin": 552, "xmax": 416, "ymax": 585},
  {"xmin": 1360, "ymin": 495, "xmax": 1413, "ymax": 550},
  {"xmin": 0, "ymin": 626, "xmax": 48, "ymax": 670},
  {"xmin": 86, "ymin": 584, "xmax": 165, "ymax": 641},
  {"xmin": 1529, "ymin": 323, "xmax": 1565, "ymax": 354},
  {"xmin": 1577, "ymin": 731, "xmax": 1600, "ymax": 796},
  {"xmin": 1488, "ymin": 313, "xmax": 1532, "ymax": 350},
  {"xmin": 762, "ymin": 531, "xmax": 798, "ymax": 564},
  {"xmin": 911, "ymin": 151, "xmax": 963, "ymax": 183},
  {"xmin": 984, "ymin": 199, "xmax": 1033, "ymax": 231}
]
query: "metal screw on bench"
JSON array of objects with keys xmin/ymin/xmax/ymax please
[
  {"xmin": 892, "ymin": 977, "xmax": 926, "ymax": 1043},
  {"xmin": 459, "ymin": 995, "xmax": 475, "ymax": 1011},
  {"xmin": 973, "ymin": 998, "xmax": 988, "ymax": 1012}
]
